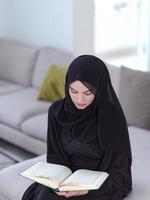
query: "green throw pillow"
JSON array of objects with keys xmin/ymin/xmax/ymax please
[{"xmin": 38, "ymin": 64, "xmax": 67, "ymax": 101}]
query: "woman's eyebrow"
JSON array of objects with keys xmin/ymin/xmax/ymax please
[
  {"xmin": 70, "ymin": 86, "xmax": 91, "ymax": 93},
  {"xmin": 69, "ymin": 86, "xmax": 77, "ymax": 91}
]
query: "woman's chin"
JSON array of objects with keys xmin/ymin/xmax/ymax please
[{"xmin": 75, "ymin": 104, "xmax": 87, "ymax": 109}]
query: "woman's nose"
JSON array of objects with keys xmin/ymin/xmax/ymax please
[{"xmin": 77, "ymin": 94, "xmax": 85, "ymax": 103}]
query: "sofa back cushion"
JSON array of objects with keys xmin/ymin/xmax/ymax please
[
  {"xmin": 0, "ymin": 39, "xmax": 38, "ymax": 86},
  {"xmin": 32, "ymin": 47, "xmax": 74, "ymax": 88},
  {"xmin": 119, "ymin": 66, "xmax": 150, "ymax": 130},
  {"xmin": 105, "ymin": 62, "xmax": 121, "ymax": 97}
]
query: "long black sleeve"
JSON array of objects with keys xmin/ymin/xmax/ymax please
[
  {"xmin": 46, "ymin": 105, "xmax": 69, "ymax": 167},
  {"xmin": 46, "ymin": 106, "xmax": 61, "ymax": 164},
  {"xmin": 88, "ymin": 152, "xmax": 132, "ymax": 199}
]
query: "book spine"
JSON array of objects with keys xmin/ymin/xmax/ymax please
[{"xmin": 52, "ymin": 188, "xmax": 60, "ymax": 192}]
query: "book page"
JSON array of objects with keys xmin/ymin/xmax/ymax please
[
  {"xmin": 21, "ymin": 162, "xmax": 72, "ymax": 188},
  {"xmin": 59, "ymin": 169, "xmax": 109, "ymax": 191}
]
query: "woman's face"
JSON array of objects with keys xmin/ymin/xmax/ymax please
[{"xmin": 69, "ymin": 80, "xmax": 95, "ymax": 109}]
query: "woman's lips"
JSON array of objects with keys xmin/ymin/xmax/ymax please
[{"xmin": 76, "ymin": 103, "xmax": 86, "ymax": 107}]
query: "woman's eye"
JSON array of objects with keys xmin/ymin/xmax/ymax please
[
  {"xmin": 85, "ymin": 91, "xmax": 92, "ymax": 96},
  {"xmin": 70, "ymin": 89, "xmax": 77, "ymax": 94}
]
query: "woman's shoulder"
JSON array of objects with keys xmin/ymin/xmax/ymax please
[{"xmin": 48, "ymin": 99, "xmax": 64, "ymax": 114}]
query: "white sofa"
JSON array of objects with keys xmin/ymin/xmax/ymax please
[
  {"xmin": 0, "ymin": 39, "xmax": 74, "ymax": 155},
  {"xmin": 0, "ymin": 39, "xmax": 150, "ymax": 200}
]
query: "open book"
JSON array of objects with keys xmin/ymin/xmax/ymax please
[{"xmin": 20, "ymin": 162, "xmax": 109, "ymax": 192}]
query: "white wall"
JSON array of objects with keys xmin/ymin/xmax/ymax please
[
  {"xmin": 0, "ymin": 0, "xmax": 4, "ymax": 37},
  {"xmin": 2, "ymin": 0, "xmax": 73, "ymax": 51},
  {"xmin": 0, "ymin": 0, "xmax": 95, "ymax": 54},
  {"xmin": 73, "ymin": 0, "xmax": 94, "ymax": 56}
]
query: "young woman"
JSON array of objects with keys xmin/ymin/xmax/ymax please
[{"xmin": 22, "ymin": 55, "xmax": 132, "ymax": 200}]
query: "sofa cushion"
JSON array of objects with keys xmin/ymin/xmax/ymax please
[
  {"xmin": 128, "ymin": 126, "xmax": 150, "ymax": 157},
  {"xmin": 125, "ymin": 154, "xmax": 150, "ymax": 200},
  {"xmin": 21, "ymin": 113, "xmax": 48, "ymax": 142},
  {"xmin": 0, "ymin": 124, "xmax": 46, "ymax": 155},
  {"xmin": 105, "ymin": 62, "xmax": 121, "ymax": 97},
  {"xmin": 0, "ymin": 155, "xmax": 46, "ymax": 200},
  {"xmin": 0, "ymin": 79, "xmax": 23, "ymax": 95},
  {"xmin": 32, "ymin": 47, "xmax": 74, "ymax": 87},
  {"xmin": 125, "ymin": 126, "xmax": 150, "ymax": 200},
  {"xmin": 0, "ymin": 88, "xmax": 50, "ymax": 129},
  {"xmin": 0, "ymin": 39, "xmax": 38, "ymax": 86},
  {"xmin": 38, "ymin": 65, "xmax": 67, "ymax": 101},
  {"xmin": 119, "ymin": 66, "xmax": 150, "ymax": 130}
]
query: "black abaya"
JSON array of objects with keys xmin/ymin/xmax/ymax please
[{"xmin": 22, "ymin": 103, "xmax": 132, "ymax": 200}]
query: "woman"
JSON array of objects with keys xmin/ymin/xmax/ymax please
[{"xmin": 22, "ymin": 55, "xmax": 132, "ymax": 200}]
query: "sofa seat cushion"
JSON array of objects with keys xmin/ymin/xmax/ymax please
[
  {"xmin": 21, "ymin": 113, "xmax": 48, "ymax": 142},
  {"xmin": 32, "ymin": 47, "xmax": 74, "ymax": 87},
  {"xmin": 125, "ymin": 154, "xmax": 150, "ymax": 200},
  {"xmin": 0, "ymin": 79, "xmax": 23, "ymax": 95},
  {"xmin": 0, "ymin": 155, "xmax": 46, "ymax": 200},
  {"xmin": 128, "ymin": 126, "xmax": 150, "ymax": 157},
  {"xmin": 125, "ymin": 126, "xmax": 150, "ymax": 199},
  {"xmin": 0, "ymin": 88, "xmax": 50, "ymax": 129},
  {"xmin": 0, "ymin": 39, "xmax": 38, "ymax": 86}
]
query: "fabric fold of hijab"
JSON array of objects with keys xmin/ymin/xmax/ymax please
[{"xmin": 55, "ymin": 55, "xmax": 132, "ymax": 157}]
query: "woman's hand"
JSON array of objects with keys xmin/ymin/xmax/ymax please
[{"xmin": 56, "ymin": 190, "xmax": 88, "ymax": 198}]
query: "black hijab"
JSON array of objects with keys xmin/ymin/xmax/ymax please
[{"xmin": 54, "ymin": 55, "xmax": 131, "ymax": 157}]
